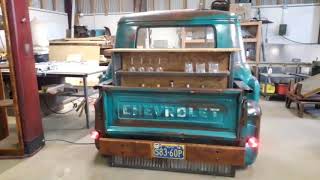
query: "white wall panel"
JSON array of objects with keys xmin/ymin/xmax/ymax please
[
  {"xmin": 29, "ymin": 8, "xmax": 68, "ymax": 40},
  {"xmin": 252, "ymin": 4, "xmax": 320, "ymax": 44}
]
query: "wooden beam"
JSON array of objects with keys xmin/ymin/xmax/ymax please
[
  {"xmin": 135, "ymin": 0, "xmax": 147, "ymax": 12},
  {"xmin": 256, "ymin": 0, "xmax": 261, "ymax": 6},
  {"xmin": 76, "ymin": 0, "xmax": 82, "ymax": 13},
  {"xmin": 277, "ymin": 0, "xmax": 283, "ymax": 4},
  {"xmin": 107, "ymin": 48, "xmax": 241, "ymax": 53},
  {"xmin": 40, "ymin": 0, "xmax": 48, "ymax": 9},
  {"xmin": 52, "ymin": 0, "xmax": 58, "ymax": 11},
  {"xmin": 134, "ymin": 0, "xmax": 141, "ymax": 12},
  {"xmin": 146, "ymin": 0, "xmax": 154, "ymax": 11},
  {"xmin": 0, "ymin": 0, "xmax": 26, "ymax": 156},
  {"xmin": 104, "ymin": 0, "xmax": 109, "ymax": 15},
  {"xmin": 182, "ymin": 0, "xmax": 187, "ymax": 9},
  {"xmin": 142, "ymin": 0, "xmax": 147, "ymax": 11},
  {"xmin": 119, "ymin": 0, "xmax": 123, "ymax": 12},
  {"xmin": 91, "ymin": 0, "xmax": 96, "ymax": 14}
]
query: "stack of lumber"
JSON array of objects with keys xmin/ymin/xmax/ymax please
[{"xmin": 49, "ymin": 36, "xmax": 114, "ymax": 62}]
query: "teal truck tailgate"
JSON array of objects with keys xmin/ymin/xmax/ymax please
[{"xmin": 102, "ymin": 86, "xmax": 244, "ymax": 143}]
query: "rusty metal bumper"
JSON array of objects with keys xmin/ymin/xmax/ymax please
[{"xmin": 98, "ymin": 138, "xmax": 245, "ymax": 166}]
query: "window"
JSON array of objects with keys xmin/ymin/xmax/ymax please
[
  {"xmin": 252, "ymin": 0, "xmax": 320, "ymax": 5},
  {"xmin": 136, "ymin": 26, "xmax": 216, "ymax": 49}
]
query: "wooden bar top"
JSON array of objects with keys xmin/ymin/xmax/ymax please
[{"xmin": 106, "ymin": 48, "xmax": 241, "ymax": 53}]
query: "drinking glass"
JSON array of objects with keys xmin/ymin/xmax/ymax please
[
  {"xmin": 138, "ymin": 57, "xmax": 145, "ymax": 72},
  {"xmin": 208, "ymin": 63, "xmax": 219, "ymax": 73},
  {"xmin": 128, "ymin": 57, "xmax": 136, "ymax": 72},
  {"xmin": 196, "ymin": 63, "xmax": 206, "ymax": 73},
  {"xmin": 185, "ymin": 62, "xmax": 193, "ymax": 73},
  {"xmin": 156, "ymin": 58, "xmax": 163, "ymax": 72},
  {"xmin": 147, "ymin": 59, "xmax": 154, "ymax": 72}
]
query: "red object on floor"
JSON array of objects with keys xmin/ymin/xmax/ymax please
[{"xmin": 277, "ymin": 84, "xmax": 288, "ymax": 95}]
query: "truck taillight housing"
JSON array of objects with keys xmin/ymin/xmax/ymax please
[
  {"xmin": 90, "ymin": 130, "xmax": 100, "ymax": 140},
  {"xmin": 246, "ymin": 137, "xmax": 259, "ymax": 148}
]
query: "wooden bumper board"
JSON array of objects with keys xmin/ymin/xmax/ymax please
[{"xmin": 99, "ymin": 138, "xmax": 245, "ymax": 166}]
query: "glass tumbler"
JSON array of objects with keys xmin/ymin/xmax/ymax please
[
  {"xmin": 208, "ymin": 63, "xmax": 219, "ymax": 73},
  {"xmin": 196, "ymin": 63, "xmax": 206, "ymax": 73},
  {"xmin": 185, "ymin": 62, "xmax": 193, "ymax": 73}
]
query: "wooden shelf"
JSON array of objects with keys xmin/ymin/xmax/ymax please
[
  {"xmin": 116, "ymin": 71, "xmax": 230, "ymax": 77},
  {"xmin": 107, "ymin": 48, "xmax": 241, "ymax": 53},
  {"xmin": 240, "ymin": 21, "xmax": 261, "ymax": 26},
  {"xmin": 0, "ymin": 99, "xmax": 13, "ymax": 108},
  {"xmin": 241, "ymin": 21, "xmax": 262, "ymax": 67},
  {"xmin": 243, "ymin": 38, "xmax": 257, "ymax": 43}
]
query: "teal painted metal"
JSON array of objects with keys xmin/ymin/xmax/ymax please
[
  {"xmin": 101, "ymin": 11, "xmax": 260, "ymax": 103},
  {"xmin": 99, "ymin": 10, "xmax": 261, "ymax": 167},
  {"xmin": 102, "ymin": 89, "xmax": 243, "ymax": 142}
]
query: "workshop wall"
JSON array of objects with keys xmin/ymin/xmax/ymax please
[
  {"xmin": 264, "ymin": 44, "xmax": 320, "ymax": 62},
  {"xmin": 79, "ymin": 4, "xmax": 320, "ymax": 44},
  {"xmin": 78, "ymin": 14, "xmax": 124, "ymax": 36},
  {"xmin": 29, "ymin": 7, "xmax": 68, "ymax": 40},
  {"xmin": 252, "ymin": 4, "xmax": 320, "ymax": 44},
  {"xmin": 0, "ymin": 7, "xmax": 68, "ymax": 50},
  {"xmin": 252, "ymin": 4, "xmax": 320, "ymax": 62}
]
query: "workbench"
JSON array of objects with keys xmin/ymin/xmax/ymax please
[
  {"xmin": 248, "ymin": 62, "xmax": 312, "ymax": 80},
  {"xmin": 259, "ymin": 73, "xmax": 296, "ymax": 100},
  {"xmin": 1, "ymin": 62, "xmax": 108, "ymax": 128}
]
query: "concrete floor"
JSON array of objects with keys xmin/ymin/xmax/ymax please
[{"xmin": 0, "ymin": 99, "xmax": 320, "ymax": 180}]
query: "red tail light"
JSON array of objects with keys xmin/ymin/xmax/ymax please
[
  {"xmin": 246, "ymin": 137, "xmax": 259, "ymax": 148},
  {"xmin": 90, "ymin": 130, "xmax": 100, "ymax": 140}
]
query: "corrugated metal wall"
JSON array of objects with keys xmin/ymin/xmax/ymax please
[
  {"xmin": 75, "ymin": 0, "xmax": 320, "ymax": 14},
  {"xmin": 30, "ymin": 0, "xmax": 65, "ymax": 12},
  {"xmin": 252, "ymin": 0, "xmax": 320, "ymax": 6}
]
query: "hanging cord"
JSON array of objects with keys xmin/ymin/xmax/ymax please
[
  {"xmin": 281, "ymin": 36, "xmax": 319, "ymax": 45},
  {"xmin": 45, "ymin": 139, "xmax": 94, "ymax": 145}
]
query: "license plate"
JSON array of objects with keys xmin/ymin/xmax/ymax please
[{"xmin": 153, "ymin": 143, "xmax": 185, "ymax": 160}]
